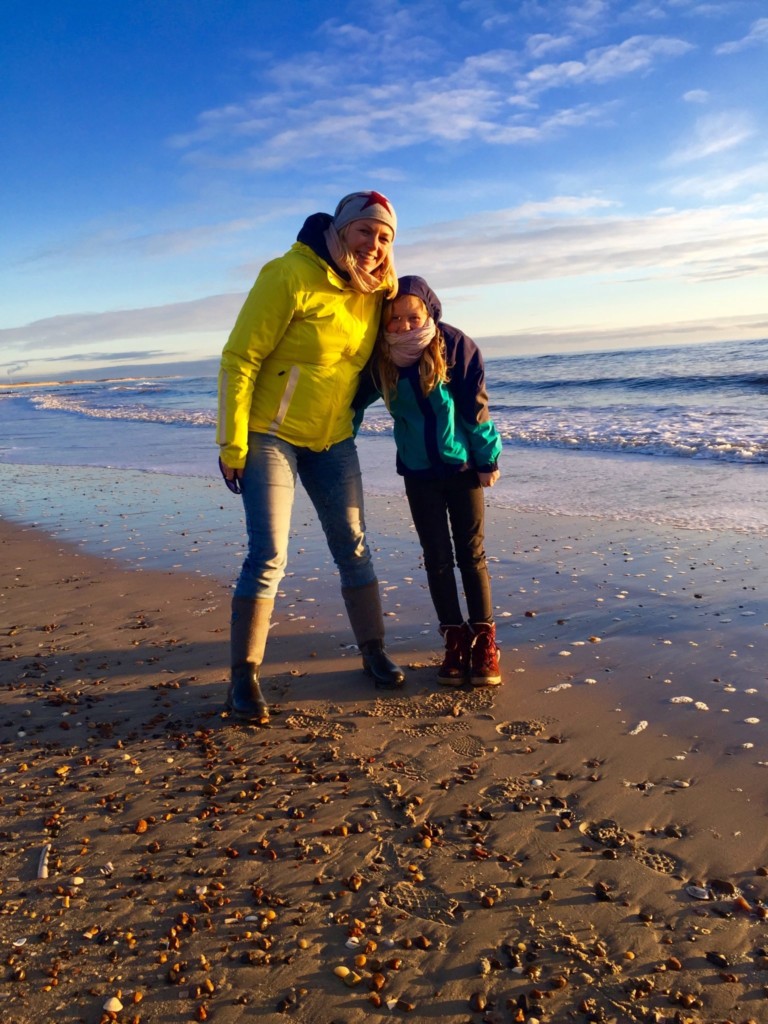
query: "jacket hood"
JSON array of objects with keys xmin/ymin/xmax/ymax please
[
  {"xmin": 296, "ymin": 212, "xmax": 348, "ymax": 279},
  {"xmin": 395, "ymin": 275, "xmax": 442, "ymax": 323}
]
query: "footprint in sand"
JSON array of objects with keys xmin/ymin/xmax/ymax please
[
  {"xmin": 447, "ymin": 734, "xmax": 486, "ymax": 759},
  {"xmin": 379, "ymin": 880, "xmax": 459, "ymax": 925},
  {"xmin": 580, "ymin": 819, "xmax": 681, "ymax": 875},
  {"xmin": 495, "ymin": 718, "xmax": 550, "ymax": 739}
]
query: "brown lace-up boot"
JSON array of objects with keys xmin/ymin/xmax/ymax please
[
  {"xmin": 469, "ymin": 622, "xmax": 501, "ymax": 686},
  {"xmin": 437, "ymin": 623, "xmax": 471, "ymax": 685}
]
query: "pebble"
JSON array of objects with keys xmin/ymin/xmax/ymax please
[{"xmin": 469, "ymin": 991, "xmax": 487, "ymax": 1011}]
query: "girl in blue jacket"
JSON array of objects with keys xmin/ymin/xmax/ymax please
[{"xmin": 358, "ymin": 276, "xmax": 502, "ymax": 685}]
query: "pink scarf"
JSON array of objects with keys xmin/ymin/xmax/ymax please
[{"xmin": 383, "ymin": 320, "xmax": 436, "ymax": 367}]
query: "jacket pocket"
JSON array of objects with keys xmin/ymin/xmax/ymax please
[{"xmin": 266, "ymin": 365, "xmax": 300, "ymax": 433}]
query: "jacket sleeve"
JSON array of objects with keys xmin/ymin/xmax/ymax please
[
  {"xmin": 216, "ymin": 258, "xmax": 297, "ymax": 468},
  {"xmin": 444, "ymin": 326, "xmax": 502, "ymax": 473},
  {"xmin": 350, "ymin": 359, "xmax": 383, "ymax": 436}
]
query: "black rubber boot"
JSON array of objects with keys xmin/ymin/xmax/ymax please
[
  {"xmin": 359, "ymin": 639, "xmax": 405, "ymax": 689},
  {"xmin": 226, "ymin": 664, "xmax": 270, "ymax": 723}
]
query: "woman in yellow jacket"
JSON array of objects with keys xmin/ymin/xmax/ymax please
[{"xmin": 217, "ymin": 191, "xmax": 404, "ymax": 723}]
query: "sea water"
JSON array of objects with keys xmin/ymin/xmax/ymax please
[{"xmin": 1, "ymin": 337, "xmax": 766, "ymax": 551}]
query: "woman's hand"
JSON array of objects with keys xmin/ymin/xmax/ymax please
[
  {"xmin": 218, "ymin": 457, "xmax": 244, "ymax": 494},
  {"xmin": 477, "ymin": 470, "xmax": 500, "ymax": 488}
]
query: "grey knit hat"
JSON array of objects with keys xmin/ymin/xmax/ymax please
[{"xmin": 333, "ymin": 191, "xmax": 397, "ymax": 235}]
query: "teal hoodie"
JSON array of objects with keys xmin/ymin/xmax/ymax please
[{"xmin": 355, "ymin": 276, "xmax": 501, "ymax": 479}]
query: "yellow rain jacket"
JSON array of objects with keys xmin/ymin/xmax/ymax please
[{"xmin": 218, "ymin": 231, "xmax": 386, "ymax": 467}]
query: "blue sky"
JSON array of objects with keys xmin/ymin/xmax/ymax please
[{"xmin": 2, "ymin": 0, "xmax": 767, "ymax": 380}]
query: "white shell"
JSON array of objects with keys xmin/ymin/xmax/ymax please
[{"xmin": 685, "ymin": 885, "xmax": 711, "ymax": 901}]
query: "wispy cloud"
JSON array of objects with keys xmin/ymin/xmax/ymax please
[
  {"xmin": 15, "ymin": 218, "xmax": 259, "ymax": 269},
  {"xmin": 663, "ymin": 160, "xmax": 768, "ymax": 199},
  {"xmin": 5, "ymin": 194, "xmax": 766, "ymax": 358},
  {"xmin": 667, "ymin": 110, "xmax": 757, "ymax": 163},
  {"xmin": 169, "ymin": 29, "xmax": 693, "ymax": 170},
  {"xmin": 715, "ymin": 16, "xmax": 768, "ymax": 54},
  {"xmin": 526, "ymin": 33, "xmax": 575, "ymax": 58},
  {"xmin": 43, "ymin": 350, "xmax": 168, "ymax": 364},
  {"xmin": 523, "ymin": 35, "xmax": 693, "ymax": 91},
  {"xmin": 397, "ymin": 196, "xmax": 768, "ymax": 287},
  {"xmin": 480, "ymin": 312, "xmax": 768, "ymax": 354},
  {"xmin": 1, "ymin": 294, "xmax": 244, "ymax": 350}
]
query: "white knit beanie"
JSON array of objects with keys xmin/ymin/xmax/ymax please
[{"xmin": 333, "ymin": 191, "xmax": 397, "ymax": 235}]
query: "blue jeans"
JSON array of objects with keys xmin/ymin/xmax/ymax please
[{"xmin": 234, "ymin": 433, "xmax": 377, "ymax": 600}]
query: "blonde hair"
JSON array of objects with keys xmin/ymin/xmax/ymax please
[
  {"xmin": 375, "ymin": 298, "xmax": 450, "ymax": 409},
  {"xmin": 337, "ymin": 224, "xmax": 398, "ymax": 298}
]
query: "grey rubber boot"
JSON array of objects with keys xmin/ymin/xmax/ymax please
[
  {"xmin": 341, "ymin": 582, "xmax": 405, "ymax": 688},
  {"xmin": 226, "ymin": 596, "xmax": 274, "ymax": 723}
]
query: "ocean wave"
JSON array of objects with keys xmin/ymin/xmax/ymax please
[
  {"xmin": 490, "ymin": 370, "xmax": 768, "ymax": 396},
  {"xmin": 106, "ymin": 382, "xmax": 171, "ymax": 394},
  {"xmin": 500, "ymin": 432, "xmax": 767, "ymax": 463},
  {"xmin": 358, "ymin": 418, "xmax": 767, "ymax": 463},
  {"xmin": 29, "ymin": 393, "xmax": 215, "ymax": 427}
]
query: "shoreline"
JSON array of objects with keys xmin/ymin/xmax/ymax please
[{"xmin": 1, "ymin": 493, "xmax": 767, "ymax": 1022}]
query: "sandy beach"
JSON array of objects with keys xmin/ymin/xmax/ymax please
[{"xmin": 1, "ymin": 494, "xmax": 767, "ymax": 1024}]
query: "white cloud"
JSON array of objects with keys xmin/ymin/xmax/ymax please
[
  {"xmin": 523, "ymin": 34, "xmax": 693, "ymax": 91},
  {"xmin": 170, "ymin": 30, "xmax": 694, "ymax": 171},
  {"xmin": 564, "ymin": 0, "xmax": 609, "ymax": 31},
  {"xmin": 663, "ymin": 160, "xmax": 768, "ymax": 198},
  {"xmin": 0, "ymin": 294, "xmax": 245, "ymax": 351},
  {"xmin": 715, "ymin": 16, "xmax": 768, "ymax": 54},
  {"xmin": 667, "ymin": 110, "xmax": 756, "ymax": 163},
  {"xmin": 682, "ymin": 88, "xmax": 709, "ymax": 103},
  {"xmin": 5, "ymin": 195, "xmax": 766, "ymax": 358},
  {"xmin": 396, "ymin": 196, "xmax": 768, "ymax": 287},
  {"xmin": 526, "ymin": 33, "xmax": 574, "ymax": 58},
  {"xmin": 479, "ymin": 312, "xmax": 768, "ymax": 354}
]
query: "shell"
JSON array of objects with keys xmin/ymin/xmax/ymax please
[{"xmin": 685, "ymin": 885, "xmax": 711, "ymax": 901}]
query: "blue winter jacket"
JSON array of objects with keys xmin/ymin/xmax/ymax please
[{"xmin": 355, "ymin": 301, "xmax": 501, "ymax": 479}]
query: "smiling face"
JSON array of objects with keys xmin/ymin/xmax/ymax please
[
  {"xmin": 384, "ymin": 293, "xmax": 429, "ymax": 334},
  {"xmin": 341, "ymin": 218, "xmax": 394, "ymax": 272}
]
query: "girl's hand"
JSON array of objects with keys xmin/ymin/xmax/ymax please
[{"xmin": 478, "ymin": 470, "xmax": 500, "ymax": 488}]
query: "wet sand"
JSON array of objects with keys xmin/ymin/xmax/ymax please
[{"xmin": 1, "ymin": 496, "xmax": 767, "ymax": 1024}]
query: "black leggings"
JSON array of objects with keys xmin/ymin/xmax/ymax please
[{"xmin": 404, "ymin": 470, "xmax": 492, "ymax": 626}]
